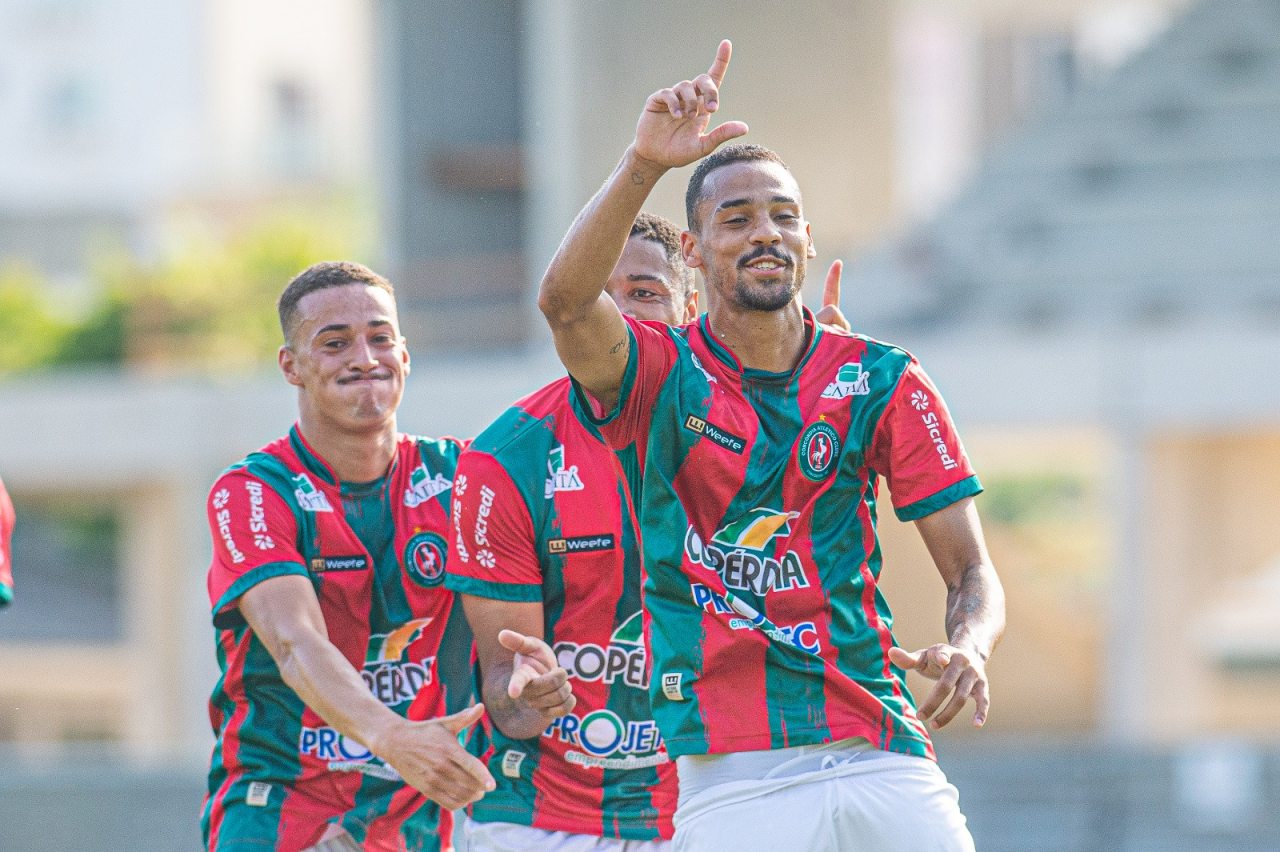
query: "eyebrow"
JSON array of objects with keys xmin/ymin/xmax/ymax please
[
  {"xmin": 715, "ymin": 195, "xmax": 799, "ymax": 213},
  {"xmin": 627, "ymin": 274, "xmax": 668, "ymax": 284},
  {"xmin": 314, "ymin": 319, "xmax": 393, "ymax": 337}
]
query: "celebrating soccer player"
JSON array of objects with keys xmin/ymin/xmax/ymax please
[
  {"xmin": 202, "ymin": 262, "xmax": 496, "ymax": 851},
  {"xmin": 536, "ymin": 41, "xmax": 1005, "ymax": 851}
]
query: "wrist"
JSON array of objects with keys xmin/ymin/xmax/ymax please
[{"xmin": 623, "ymin": 144, "xmax": 670, "ymax": 182}]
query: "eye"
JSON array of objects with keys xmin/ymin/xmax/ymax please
[
  {"xmin": 775, "ymin": 212, "xmax": 799, "ymax": 222},
  {"xmin": 322, "ymin": 338, "xmax": 346, "ymax": 350}
]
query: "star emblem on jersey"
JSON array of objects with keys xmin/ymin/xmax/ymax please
[
  {"xmin": 910, "ymin": 390, "xmax": 930, "ymax": 411},
  {"xmin": 798, "ymin": 421, "xmax": 841, "ymax": 481},
  {"xmin": 821, "ymin": 363, "xmax": 870, "ymax": 399},
  {"xmin": 403, "ymin": 531, "xmax": 447, "ymax": 587}
]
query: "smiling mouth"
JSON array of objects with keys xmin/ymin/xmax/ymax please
[{"xmin": 739, "ymin": 250, "xmax": 792, "ymax": 272}]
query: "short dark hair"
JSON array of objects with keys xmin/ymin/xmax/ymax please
[
  {"xmin": 630, "ymin": 212, "xmax": 695, "ymax": 297},
  {"xmin": 278, "ymin": 261, "xmax": 395, "ymax": 345},
  {"xmin": 684, "ymin": 144, "xmax": 792, "ymax": 231}
]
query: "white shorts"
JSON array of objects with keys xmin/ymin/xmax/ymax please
[
  {"xmin": 459, "ymin": 817, "xmax": 671, "ymax": 852},
  {"xmin": 673, "ymin": 740, "xmax": 974, "ymax": 852}
]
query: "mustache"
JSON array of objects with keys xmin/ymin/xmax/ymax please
[
  {"xmin": 337, "ymin": 371, "xmax": 393, "ymax": 384},
  {"xmin": 738, "ymin": 246, "xmax": 792, "ymax": 268}
]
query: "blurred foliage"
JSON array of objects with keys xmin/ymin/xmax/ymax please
[
  {"xmin": 0, "ymin": 197, "xmax": 371, "ymax": 376},
  {"xmin": 980, "ymin": 471, "xmax": 1091, "ymax": 526}
]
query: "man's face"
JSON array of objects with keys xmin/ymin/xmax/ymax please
[
  {"xmin": 605, "ymin": 235, "xmax": 697, "ymax": 326},
  {"xmin": 683, "ymin": 160, "xmax": 815, "ymax": 312},
  {"xmin": 279, "ymin": 284, "xmax": 410, "ymax": 430}
]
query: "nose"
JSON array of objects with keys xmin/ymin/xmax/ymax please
[
  {"xmin": 347, "ymin": 336, "xmax": 379, "ymax": 369},
  {"xmin": 749, "ymin": 217, "xmax": 782, "ymax": 246}
]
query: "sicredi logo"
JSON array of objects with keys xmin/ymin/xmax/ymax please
[{"xmin": 910, "ymin": 390, "xmax": 930, "ymax": 411}]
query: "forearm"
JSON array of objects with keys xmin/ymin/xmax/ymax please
[
  {"xmin": 481, "ymin": 660, "xmax": 557, "ymax": 741},
  {"xmin": 538, "ymin": 146, "xmax": 668, "ymax": 325},
  {"xmin": 944, "ymin": 561, "xmax": 1006, "ymax": 661}
]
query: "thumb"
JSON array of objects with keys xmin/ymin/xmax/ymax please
[
  {"xmin": 439, "ymin": 702, "xmax": 486, "ymax": 734},
  {"xmin": 499, "ymin": 629, "xmax": 553, "ymax": 667},
  {"xmin": 701, "ymin": 121, "xmax": 749, "ymax": 155},
  {"xmin": 888, "ymin": 646, "xmax": 921, "ymax": 670}
]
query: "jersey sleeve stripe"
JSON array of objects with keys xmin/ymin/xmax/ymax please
[
  {"xmin": 211, "ymin": 560, "xmax": 309, "ymax": 629},
  {"xmin": 894, "ymin": 475, "xmax": 983, "ymax": 522},
  {"xmin": 444, "ymin": 573, "xmax": 543, "ymax": 603}
]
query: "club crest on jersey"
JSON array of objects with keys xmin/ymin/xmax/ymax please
[
  {"xmin": 798, "ymin": 421, "xmax": 841, "ymax": 481},
  {"xmin": 291, "ymin": 472, "xmax": 333, "ymax": 512},
  {"xmin": 404, "ymin": 463, "xmax": 451, "ymax": 507},
  {"xmin": 403, "ymin": 531, "xmax": 447, "ymax": 587},
  {"xmin": 685, "ymin": 508, "xmax": 810, "ymax": 595},
  {"xmin": 545, "ymin": 444, "xmax": 585, "ymax": 498},
  {"xmin": 821, "ymin": 362, "xmax": 870, "ymax": 399}
]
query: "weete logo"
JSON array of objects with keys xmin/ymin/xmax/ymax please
[
  {"xmin": 683, "ymin": 414, "xmax": 746, "ymax": 454},
  {"xmin": 548, "ymin": 534, "xmax": 616, "ymax": 555}
]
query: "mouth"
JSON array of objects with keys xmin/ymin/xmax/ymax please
[
  {"xmin": 739, "ymin": 250, "xmax": 792, "ymax": 276},
  {"xmin": 338, "ymin": 372, "xmax": 392, "ymax": 385}
]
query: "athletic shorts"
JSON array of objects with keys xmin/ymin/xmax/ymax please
[
  {"xmin": 458, "ymin": 817, "xmax": 671, "ymax": 852},
  {"xmin": 673, "ymin": 739, "xmax": 974, "ymax": 852}
]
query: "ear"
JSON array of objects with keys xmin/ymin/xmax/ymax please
[
  {"xmin": 400, "ymin": 337, "xmax": 411, "ymax": 377},
  {"xmin": 279, "ymin": 345, "xmax": 304, "ymax": 388},
  {"xmin": 681, "ymin": 230, "xmax": 704, "ymax": 269},
  {"xmin": 805, "ymin": 222, "xmax": 817, "ymax": 259}
]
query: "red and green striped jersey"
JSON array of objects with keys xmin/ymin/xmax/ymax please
[
  {"xmin": 0, "ymin": 475, "xmax": 13, "ymax": 607},
  {"xmin": 575, "ymin": 311, "xmax": 982, "ymax": 761},
  {"xmin": 203, "ymin": 425, "xmax": 473, "ymax": 852},
  {"xmin": 446, "ymin": 377, "xmax": 676, "ymax": 840}
]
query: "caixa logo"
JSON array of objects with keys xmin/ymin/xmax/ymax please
[{"xmin": 553, "ymin": 612, "xmax": 647, "ymax": 689}]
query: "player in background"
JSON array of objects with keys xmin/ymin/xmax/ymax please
[
  {"xmin": 202, "ymin": 261, "xmax": 495, "ymax": 852},
  {"xmin": 448, "ymin": 213, "xmax": 849, "ymax": 851},
  {"xmin": 536, "ymin": 41, "xmax": 1005, "ymax": 851},
  {"xmin": 0, "ymin": 475, "xmax": 14, "ymax": 606}
]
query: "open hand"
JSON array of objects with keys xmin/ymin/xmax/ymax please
[
  {"xmin": 374, "ymin": 704, "xmax": 494, "ymax": 810},
  {"xmin": 634, "ymin": 40, "xmax": 749, "ymax": 169},
  {"xmin": 889, "ymin": 643, "xmax": 990, "ymax": 729},
  {"xmin": 499, "ymin": 628, "xmax": 576, "ymax": 719}
]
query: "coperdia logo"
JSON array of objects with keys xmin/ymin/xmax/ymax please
[
  {"xmin": 545, "ymin": 444, "xmax": 585, "ymax": 498},
  {"xmin": 403, "ymin": 531, "xmax": 447, "ymax": 587},
  {"xmin": 684, "ymin": 508, "xmax": 809, "ymax": 595},
  {"xmin": 404, "ymin": 463, "xmax": 451, "ymax": 507},
  {"xmin": 291, "ymin": 473, "xmax": 333, "ymax": 512},
  {"xmin": 362, "ymin": 617, "xmax": 436, "ymax": 707},
  {"xmin": 797, "ymin": 421, "xmax": 841, "ymax": 481},
  {"xmin": 821, "ymin": 362, "xmax": 870, "ymax": 399},
  {"xmin": 553, "ymin": 611, "xmax": 647, "ymax": 689}
]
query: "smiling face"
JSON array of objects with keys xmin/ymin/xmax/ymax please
[
  {"xmin": 683, "ymin": 159, "xmax": 816, "ymax": 313},
  {"xmin": 279, "ymin": 283, "xmax": 410, "ymax": 432},
  {"xmin": 604, "ymin": 234, "xmax": 698, "ymax": 326}
]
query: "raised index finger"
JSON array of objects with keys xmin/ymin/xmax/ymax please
[
  {"xmin": 823, "ymin": 259, "xmax": 843, "ymax": 309},
  {"xmin": 707, "ymin": 39, "xmax": 733, "ymax": 87}
]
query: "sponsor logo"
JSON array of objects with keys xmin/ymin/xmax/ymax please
[
  {"xmin": 454, "ymin": 474, "xmax": 468, "ymax": 496},
  {"xmin": 821, "ymin": 363, "xmax": 870, "ymax": 399},
  {"xmin": 544, "ymin": 708, "xmax": 668, "ymax": 769},
  {"xmin": 545, "ymin": 445, "xmax": 585, "ymax": 498},
  {"xmin": 690, "ymin": 584, "xmax": 823, "ymax": 654},
  {"xmin": 363, "ymin": 617, "xmax": 436, "ymax": 706},
  {"xmin": 554, "ymin": 611, "xmax": 647, "ymax": 689},
  {"xmin": 797, "ymin": 421, "xmax": 841, "ymax": 481},
  {"xmin": 404, "ymin": 463, "xmax": 451, "ymax": 507},
  {"xmin": 473, "ymin": 485, "xmax": 496, "ymax": 547},
  {"xmin": 683, "ymin": 414, "xmax": 746, "ymax": 454},
  {"xmin": 661, "ymin": 672, "xmax": 685, "ymax": 702},
  {"xmin": 299, "ymin": 726, "xmax": 399, "ymax": 780},
  {"xmin": 453, "ymin": 523, "xmax": 470, "ymax": 563},
  {"xmin": 501, "ymin": 750, "xmax": 527, "ymax": 778},
  {"xmin": 910, "ymin": 390, "xmax": 930, "ymax": 411},
  {"xmin": 244, "ymin": 481, "xmax": 275, "ymax": 550},
  {"xmin": 689, "ymin": 351, "xmax": 717, "ymax": 384},
  {"xmin": 213, "ymin": 488, "xmax": 245, "ymax": 564},
  {"xmin": 684, "ymin": 509, "xmax": 809, "ymax": 595},
  {"xmin": 476, "ymin": 549, "xmax": 496, "ymax": 569},
  {"xmin": 245, "ymin": 781, "xmax": 272, "ymax": 807},
  {"xmin": 309, "ymin": 555, "xmax": 369, "ymax": 572},
  {"xmin": 404, "ymin": 531, "xmax": 447, "ymax": 587},
  {"xmin": 921, "ymin": 411, "xmax": 959, "ymax": 471},
  {"xmin": 292, "ymin": 472, "xmax": 333, "ymax": 512},
  {"xmin": 547, "ymin": 533, "xmax": 616, "ymax": 555}
]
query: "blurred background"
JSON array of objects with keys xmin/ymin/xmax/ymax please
[{"xmin": 1, "ymin": 0, "xmax": 1279, "ymax": 849}]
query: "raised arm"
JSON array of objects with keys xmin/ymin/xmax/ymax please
[
  {"xmin": 239, "ymin": 576, "xmax": 495, "ymax": 810},
  {"xmin": 888, "ymin": 497, "xmax": 1006, "ymax": 729},
  {"xmin": 538, "ymin": 39, "xmax": 747, "ymax": 408}
]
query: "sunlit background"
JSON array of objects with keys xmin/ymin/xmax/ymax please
[{"xmin": 2, "ymin": 1, "xmax": 1279, "ymax": 849}]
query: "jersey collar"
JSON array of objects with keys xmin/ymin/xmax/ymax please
[
  {"xmin": 697, "ymin": 305, "xmax": 824, "ymax": 382},
  {"xmin": 287, "ymin": 424, "xmax": 403, "ymax": 489}
]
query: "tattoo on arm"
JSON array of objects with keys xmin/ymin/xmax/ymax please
[
  {"xmin": 945, "ymin": 563, "xmax": 996, "ymax": 657},
  {"xmin": 608, "ymin": 336, "xmax": 628, "ymax": 354}
]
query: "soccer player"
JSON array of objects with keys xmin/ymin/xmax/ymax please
[
  {"xmin": 202, "ymin": 261, "xmax": 501, "ymax": 852},
  {"xmin": 448, "ymin": 213, "xmax": 849, "ymax": 851},
  {"xmin": 536, "ymin": 42, "xmax": 1006, "ymax": 851},
  {"xmin": 0, "ymin": 475, "xmax": 14, "ymax": 607}
]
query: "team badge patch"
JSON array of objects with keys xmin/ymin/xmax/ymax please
[
  {"xmin": 797, "ymin": 421, "xmax": 841, "ymax": 481},
  {"xmin": 403, "ymin": 531, "xmax": 447, "ymax": 587}
]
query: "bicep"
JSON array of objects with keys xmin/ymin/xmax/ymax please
[
  {"xmin": 461, "ymin": 596, "xmax": 546, "ymax": 669},
  {"xmin": 912, "ymin": 498, "xmax": 991, "ymax": 590},
  {"xmin": 549, "ymin": 292, "xmax": 631, "ymax": 408},
  {"xmin": 239, "ymin": 574, "xmax": 328, "ymax": 663}
]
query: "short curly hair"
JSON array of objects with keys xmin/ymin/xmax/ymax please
[
  {"xmin": 278, "ymin": 261, "xmax": 395, "ymax": 346},
  {"xmin": 630, "ymin": 212, "xmax": 695, "ymax": 297},
  {"xmin": 685, "ymin": 144, "xmax": 792, "ymax": 232}
]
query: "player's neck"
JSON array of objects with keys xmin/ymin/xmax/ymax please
[
  {"xmin": 296, "ymin": 415, "xmax": 399, "ymax": 484},
  {"xmin": 705, "ymin": 300, "xmax": 808, "ymax": 373}
]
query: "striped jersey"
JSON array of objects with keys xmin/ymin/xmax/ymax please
[
  {"xmin": 203, "ymin": 425, "xmax": 473, "ymax": 852},
  {"xmin": 446, "ymin": 377, "xmax": 676, "ymax": 840},
  {"xmin": 576, "ymin": 311, "xmax": 982, "ymax": 760},
  {"xmin": 0, "ymin": 475, "xmax": 12, "ymax": 606}
]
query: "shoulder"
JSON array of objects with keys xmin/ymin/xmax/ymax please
[{"xmin": 468, "ymin": 377, "xmax": 576, "ymax": 461}]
